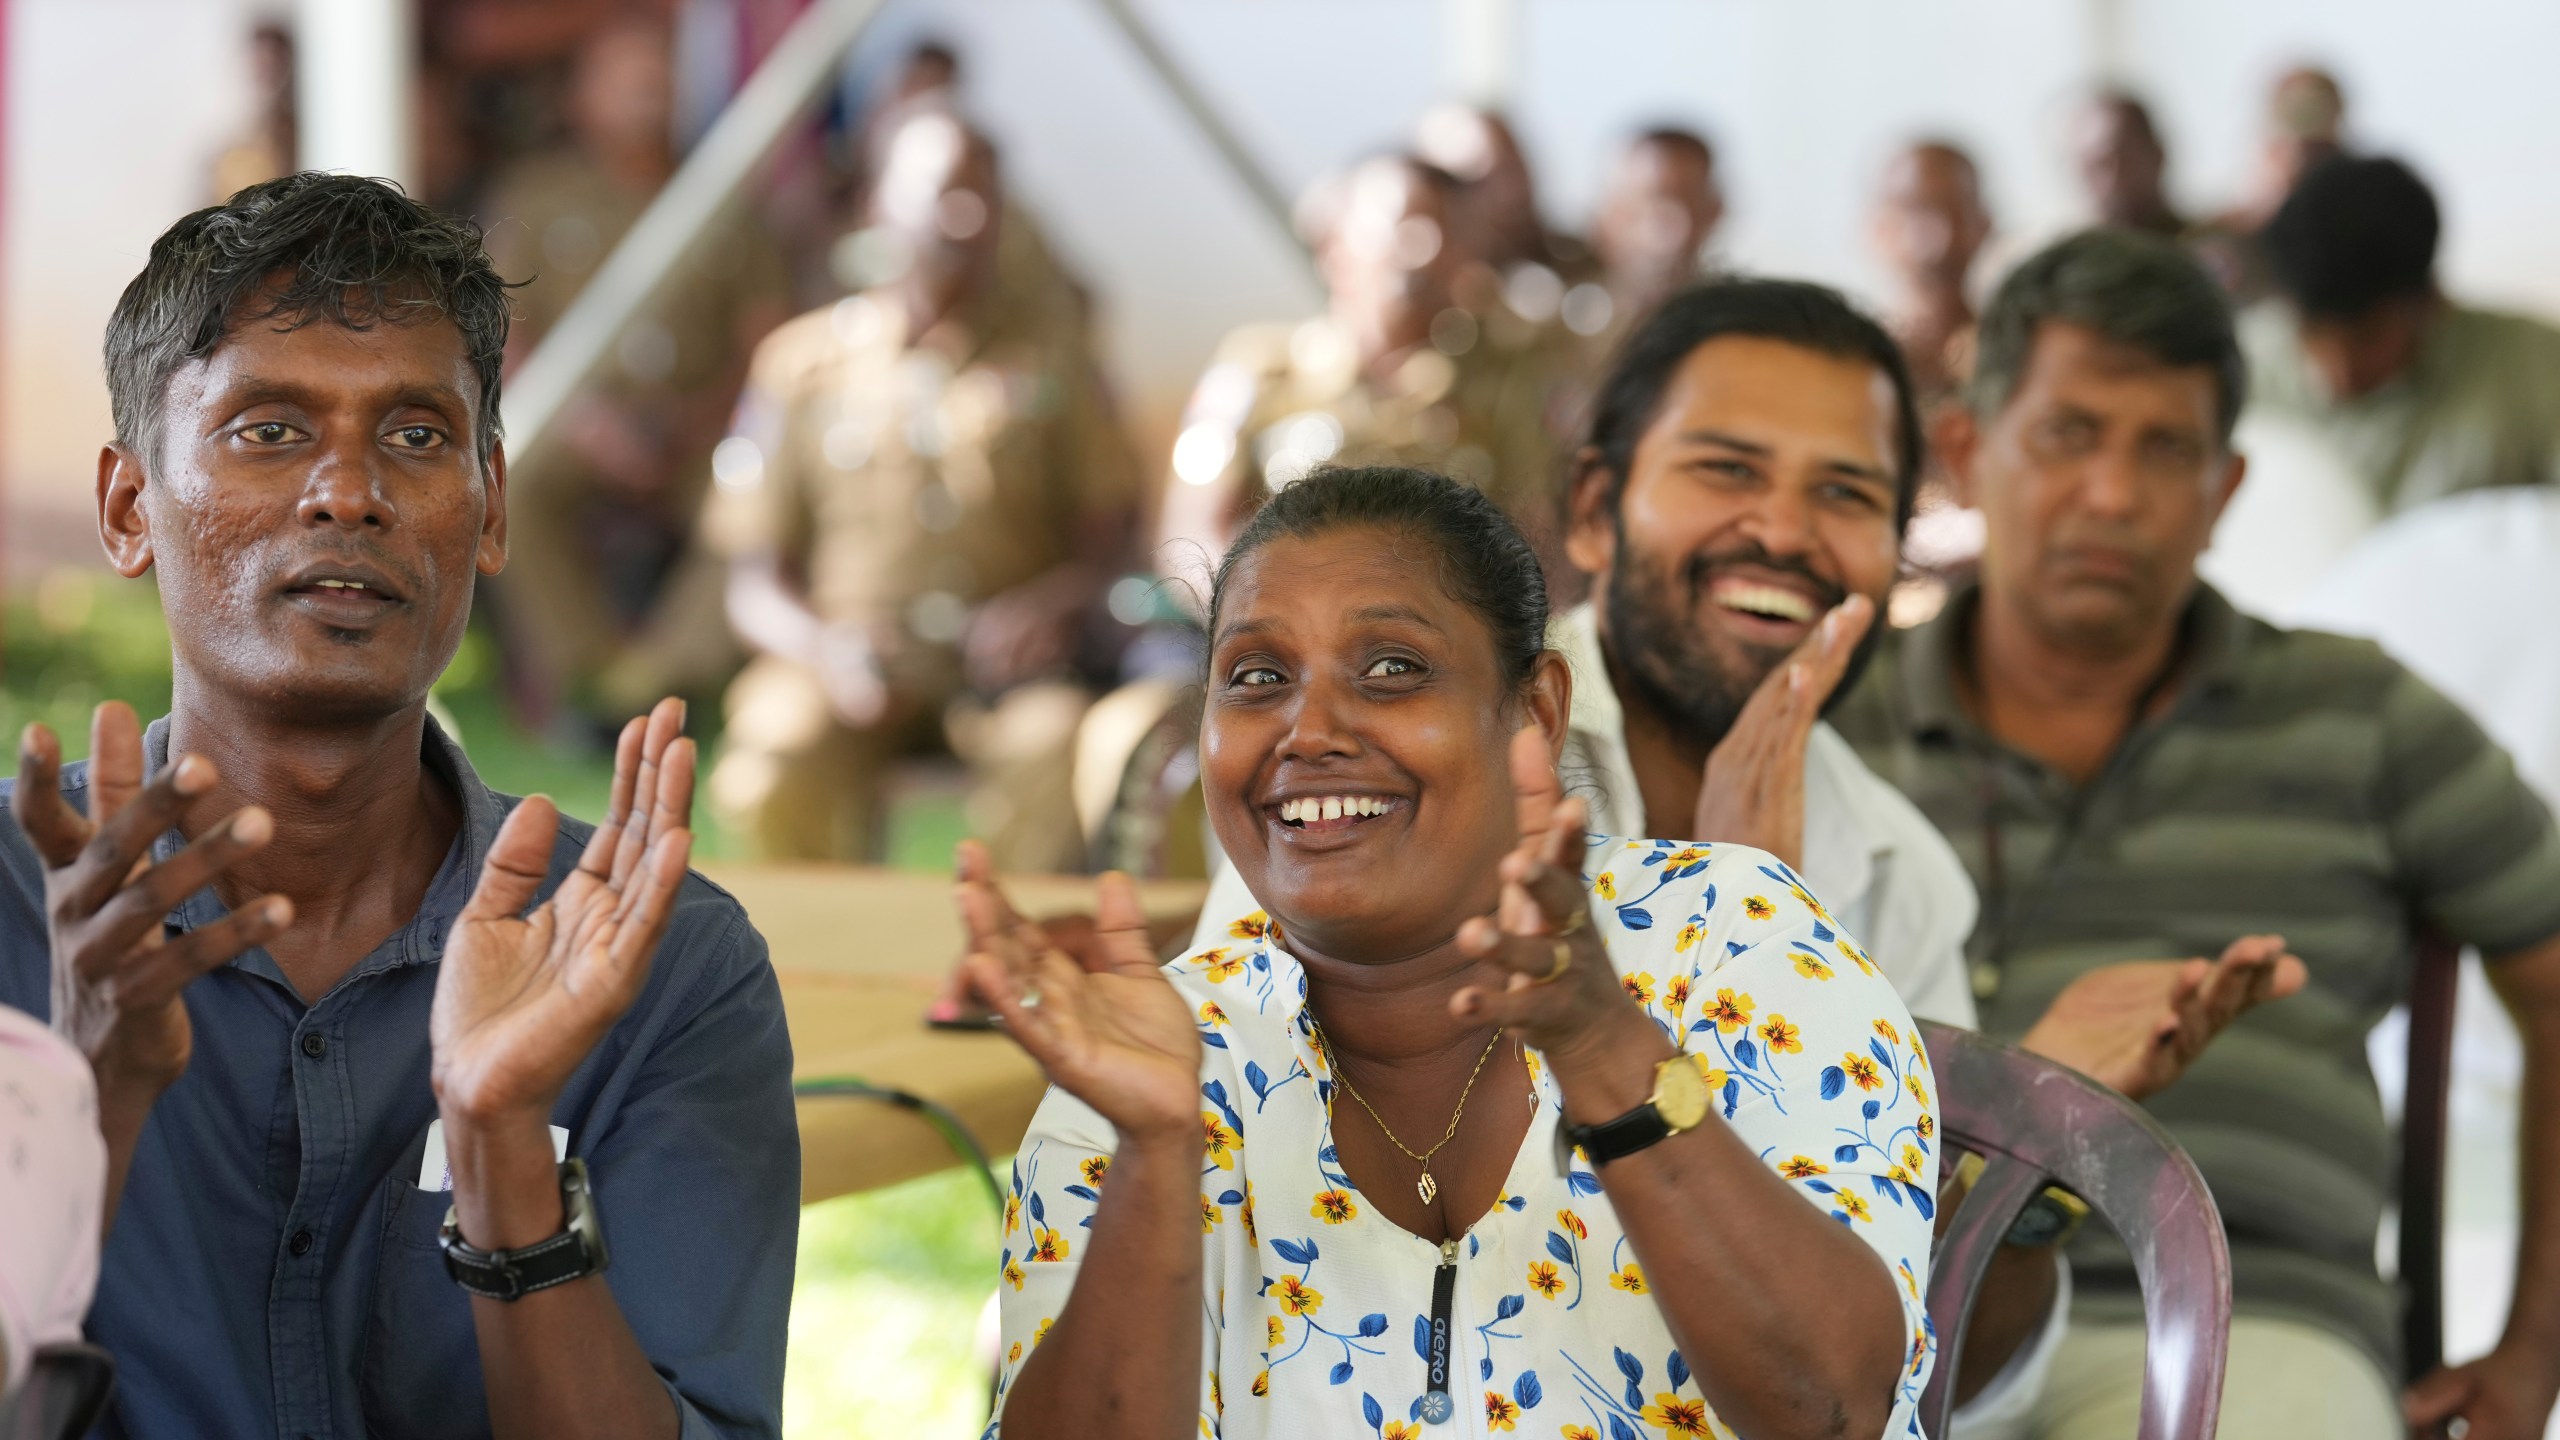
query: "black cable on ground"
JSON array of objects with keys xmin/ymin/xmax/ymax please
[{"xmin": 792, "ymin": 1077, "xmax": 1007, "ymax": 1213}]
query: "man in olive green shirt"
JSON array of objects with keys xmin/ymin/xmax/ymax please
[
  {"xmin": 1836, "ymin": 230, "xmax": 2560, "ymax": 1440},
  {"xmin": 2244, "ymin": 154, "xmax": 2560, "ymax": 513}
]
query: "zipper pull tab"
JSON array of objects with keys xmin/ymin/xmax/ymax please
[{"xmin": 1422, "ymin": 1238, "xmax": 1460, "ymax": 1425}]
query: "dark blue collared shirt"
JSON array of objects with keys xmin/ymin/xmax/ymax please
[{"xmin": 0, "ymin": 718, "xmax": 797, "ymax": 1439}]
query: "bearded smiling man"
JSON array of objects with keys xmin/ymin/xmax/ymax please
[{"xmin": 0, "ymin": 174, "xmax": 795, "ymax": 1438}]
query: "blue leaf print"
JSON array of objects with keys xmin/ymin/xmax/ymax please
[
  {"xmin": 1545, "ymin": 1231, "xmax": 1576, "ymax": 1265},
  {"xmin": 1863, "ymin": 1098, "xmax": 1881, "ymax": 1120},
  {"xmin": 1869, "ymin": 1036, "xmax": 1893, "ymax": 1068},
  {"xmin": 1735, "ymin": 1037, "xmax": 1761, "ymax": 1071},
  {"xmin": 1805, "ymin": 1180, "xmax": 1836, "ymax": 1194},
  {"xmin": 1835, "ymin": 1143, "xmax": 1862, "ymax": 1163},
  {"xmin": 1218, "ymin": 1190, "xmax": 1244, "ymax": 1206},
  {"xmin": 1726, "ymin": 941, "xmax": 1747, "ymax": 956},
  {"xmin": 1820, "ymin": 1066, "xmax": 1847, "ymax": 1100},
  {"xmin": 1616, "ymin": 905, "xmax": 1654, "ymax": 930},
  {"xmin": 1330, "ymin": 1360, "xmax": 1354, "ymax": 1385},
  {"xmin": 1721, "ymin": 1077, "xmax": 1739, "ymax": 1117},
  {"xmin": 1480, "ymin": 1356, "xmax": 1493, "ymax": 1380},
  {"xmin": 1688, "ymin": 1017, "xmax": 1714, "ymax": 1034},
  {"xmin": 1413, "ymin": 1315, "xmax": 1432, "ymax": 1360},
  {"xmin": 1811, "ymin": 919, "xmax": 1835, "ymax": 941},
  {"xmin": 1245, "ymin": 1061, "xmax": 1271, "ymax": 1099},
  {"xmin": 1513, "ymin": 1371, "xmax": 1543, "ymax": 1408},
  {"xmin": 1870, "ymin": 1174, "xmax": 1901, "ymax": 1202},
  {"xmin": 1503, "ymin": 1193, "xmax": 1526, "ymax": 1210},
  {"xmin": 1202, "ymin": 1080, "xmax": 1244, "ymax": 1133},
  {"xmin": 1202, "ymin": 1032, "xmax": 1229, "ymax": 1049},
  {"xmin": 1410, "ymin": 1396, "xmax": 1428, "ymax": 1422},
  {"xmin": 1064, "ymin": 1184, "xmax": 1097, "ymax": 1201},
  {"xmin": 1363, "ymin": 1393, "xmax": 1384, "ymax": 1430},
  {"xmin": 1609, "ymin": 1416, "xmax": 1642, "ymax": 1440},
  {"xmin": 1319, "ymin": 1144, "xmax": 1340, "ymax": 1165},
  {"xmin": 1272, "ymin": 1237, "xmax": 1319, "ymax": 1266},
  {"xmin": 1668, "ymin": 1349, "xmax": 1690, "ymax": 1389},
  {"xmin": 1494, "ymin": 1294, "xmax": 1525, "ymax": 1321},
  {"xmin": 1701, "ymin": 884, "xmax": 1715, "ymax": 911},
  {"xmin": 1905, "ymin": 1182, "xmax": 1937, "ymax": 1220},
  {"xmin": 1468, "ymin": 1233, "xmax": 1480, "ymax": 1258},
  {"xmin": 1615, "ymin": 1347, "xmax": 1645, "ymax": 1382},
  {"xmin": 1029, "ymin": 1193, "xmax": 1046, "ymax": 1224},
  {"xmin": 1357, "ymin": 1312, "xmax": 1389, "ymax": 1338},
  {"xmin": 1567, "ymin": 1169, "xmax": 1604, "ymax": 1196}
]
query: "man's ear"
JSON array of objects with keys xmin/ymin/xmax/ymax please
[
  {"xmin": 97, "ymin": 443, "xmax": 155, "ymax": 578},
  {"xmin": 2203, "ymin": 448, "xmax": 2248, "ymax": 530},
  {"xmin": 1561, "ymin": 445, "xmax": 1619, "ymax": 579},
  {"xmin": 476, "ymin": 439, "xmax": 509, "ymax": 577},
  {"xmin": 1932, "ymin": 406, "xmax": 1983, "ymax": 511},
  {"xmin": 1524, "ymin": 649, "xmax": 1572, "ymax": 762}
]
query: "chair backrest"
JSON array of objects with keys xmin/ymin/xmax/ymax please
[
  {"xmin": 0, "ymin": 1343, "xmax": 115, "ymax": 1440},
  {"xmin": 2397, "ymin": 932, "xmax": 2463, "ymax": 1384},
  {"xmin": 1916, "ymin": 1021, "xmax": 2231, "ymax": 1440}
]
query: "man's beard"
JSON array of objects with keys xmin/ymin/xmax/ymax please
[{"xmin": 1603, "ymin": 528, "xmax": 1883, "ymax": 755}]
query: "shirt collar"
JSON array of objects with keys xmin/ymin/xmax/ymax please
[
  {"xmin": 1549, "ymin": 602, "xmax": 1639, "ymax": 837},
  {"xmin": 143, "ymin": 710, "xmax": 504, "ymax": 984},
  {"xmin": 1895, "ymin": 578, "xmax": 2253, "ymax": 743}
]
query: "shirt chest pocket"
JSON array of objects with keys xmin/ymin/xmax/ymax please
[{"xmin": 359, "ymin": 1183, "xmax": 492, "ymax": 1439}]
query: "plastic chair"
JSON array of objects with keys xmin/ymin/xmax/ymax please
[
  {"xmin": 1916, "ymin": 1021, "xmax": 2232, "ymax": 1440},
  {"xmin": 0, "ymin": 1342, "xmax": 115, "ymax": 1440},
  {"xmin": 2398, "ymin": 932, "xmax": 2462, "ymax": 1388}
]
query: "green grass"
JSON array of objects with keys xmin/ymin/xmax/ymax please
[{"xmin": 1, "ymin": 569, "xmax": 1001, "ymax": 1438}]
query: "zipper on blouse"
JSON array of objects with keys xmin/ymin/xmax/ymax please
[{"xmin": 1421, "ymin": 1237, "xmax": 1460, "ymax": 1425}]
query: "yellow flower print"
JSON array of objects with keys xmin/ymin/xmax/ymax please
[
  {"xmin": 1663, "ymin": 845, "xmax": 1708, "ymax": 869},
  {"xmin": 1485, "ymin": 1391, "xmax": 1522, "ymax": 1430},
  {"xmin": 1242, "ymin": 1182, "xmax": 1259, "ymax": 1247},
  {"xmin": 1673, "ymin": 921, "xmax": 1704, "ymax": 954},
  {"xmin": 1201, "ymin": 948, "xmax": 1245, "ymax": 982},
  {"xmin": 1250, "ymin": 1368, "xmax": 1270, "ymax": 1397},
  {"xmin": 1871, "ymin": 1018, "xmax": 1900, "ymax": 1045},
  {"xmin": 1524, "ymin": 1048, "xmax": 1544, "ymax": 1090},
  {"xmin": 1199, "ymin": 1000, "xmax": 1229, "ymax": 1028},
  {"xmin": 1778, "ymin": 1154, "xmax": 1829, "ymax": 1179},
  {"xmin": 1758, "ymin": 1014, "xmax": 1802, "ymax": 1054},
  {"xmin": 1789, "ymin": 884, "xmax": 1833, "ymax": 925},
  {"xmin": 1002, "ymin": 1255, "xmax": 1026, "ymax": 1291},
  {"xmin": 1707, "ymin": 988, "xmax": 1754, "ymax": 1033},
  {"xmin": 1642, "ymin": 1393, "xmax": 1711, "ymax": 1436},
  {"xmin": 1899, "ymin": 1258, "xmax": 1921, "ymax": 1299},
  {"xmin": 1200, "ymin": 1195, "xmax": 1220, "ymax": 1233},
  {"xmin": 1266, "ymin": 1315, "xmax": 1286, "ymax": 1349},
  {"xmin": 1835, "ymin": 1189, "xmax": 1873, "ymax": 1222},
  {"xmin": 1311, "ymin": 1188, "xmax": 1358, "ymax": 1224},
  {"xmin": 1888, "ymin": 1163, "xmax": 1914, "ymax": 1186},
  {"xmin": 1029, "ymin": 1226, "xmax": 1070, "ymax": 1262},
  {"xmin": 1743, "ymin": 895, "xmax": 1776, "ymax": 921},
  {"xmin": 1382, "ymin": 1425, "xmax": 1420, "ymax": 1440},
  {"xmin": 1841, "ymin": 938, "xmax": 1878, "ymax": 975},
  {"xmin": 1609, "ymin": 1263, "xmax": 1647, "ymax": 1294},
  {"xmin": 1791, "ymin": 950, "xmax": 1834, "ymax": 981},
  {"xmin": 1557, "ymin": 1209, "xmax": 1588, "ymax": 1240},
  {"xmin": 1901, "ymin": 1145, "xmax": 1927, "ymax": 1174},
  {"xmin": 1035, "ymin": 1317, "xmax": 1055, "ymax": 1345},
  {"xmin": 1007, "ymin": 1341, "xmax": 1022, "ymax": 1363},
  {"xmin": 1273, "ymin": 1274, "xmax": 1323, "ymax": 1316},
  {"xmin": 1202, "ymin": 1113, "xmax": 1242, "ymax": 1169},
  {"xmin": 1917, "ymin": 1113, "xmax": 1936, "ymax": 1139},
  {"xmin": 1663, "ymin": 975, "xmax": 1693, "ymax": 1021},
  {"xmin": 1840, "ymin": 1052, "xmax": 1885, "ymax": 1092},
  {"xmin": 1564, "ymin": 1429, "xmax": 1600, "ymax": 1440},
  {"xmin": 1081, "ymin": 1155, "xmax": 1111, "ymax": 1187},
  {"xmin": 1906, "ymin": 1073, "xmax": 1930, "ymax": 1107},
  {"xmin": 1527, "ymin": 1259, "xmax": 1566, "ymax": 1299},
  {"xmin": 1594, "ymin": 872, "xmax": 1618, "ymax": 900},
  {"xmin": 1210, "ymin": 1373, "xmax": 1222, "ymax": 1412},
  {"xmin": 1695, "ymin": 1059, "xmax": 1729, "ymax": 1093},
  {"xmin": 1003, "ymin": 1193, "xmax": 1021, "ymax": 1236},
  {"xmin": 1621, "ymin": 971, "xmax": 1656, "ymax": 1006},
  {"xmin": 1228, "ymin": 912, "xmax": 1269, "ymax": 941}
]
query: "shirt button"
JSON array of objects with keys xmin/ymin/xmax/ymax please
[
  {"xmin": 289, "ymin": 1229, "xmax": 315, "ymax": 1257},
  {"xmin": 300, "ymin": 1032, "xmax": 326, "ymax": 1059}
]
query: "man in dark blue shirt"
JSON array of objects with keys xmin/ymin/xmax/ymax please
[{"xmin": 0, "ymin": 173, "xmax": 796, "ymax": 1438}]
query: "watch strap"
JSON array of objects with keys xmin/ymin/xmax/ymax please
[
  {"xmin": 1566, "ymin": 1101, "xmax": 1673, "ymax": 1167},
  {"xmin": 439, "ymin": 1158, "xmax": 609, "ymax": 1301}
]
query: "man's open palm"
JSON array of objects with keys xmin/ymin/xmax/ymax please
[{"xmin": 432, "ymin": 700, "xmax": 695, "ymax": 1121}]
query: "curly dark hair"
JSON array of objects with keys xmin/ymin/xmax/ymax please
[
  {"xmin": 1208, "ymin": 466, "xmax": 1550, "ymax": 694},
  {"xmin": 104, "ymin": 172, "xmax": 514, "ymax": 466}
]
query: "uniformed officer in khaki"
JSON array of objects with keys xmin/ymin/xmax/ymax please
[
  {"xmin": 1156, "ymin": 153, "xmax": 1565, "ymax": 595},
  {"xmin": 706, "ymin": 110, "xmax": 1136, "ymax": 867}
]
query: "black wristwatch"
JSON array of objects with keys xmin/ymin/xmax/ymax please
[
  {"xmin": 438, "ymin": 1158, "xmax": 610, "ymax": 1301},
  {"xmin": 1565, "ymin": 1054, "xmax": 1714, "ymax": 1166}
]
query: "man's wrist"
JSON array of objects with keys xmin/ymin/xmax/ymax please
[
  {"xmin": 1544, "ymin": 1009, "xmax": 1679, "ymax": 1127},
  {"xmin": 440, "ymin": 1105, "xmax": 569, "ymax": 1251}
]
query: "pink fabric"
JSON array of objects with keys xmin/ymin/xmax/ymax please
[{"xmin": 0, "ymin": 1005, "xmax": 101, "ymax": 1395}]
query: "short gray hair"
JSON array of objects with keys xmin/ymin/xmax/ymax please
[{"xmin": 1970, "ymin": 228, "xmax": 2244, "ymax": 444}]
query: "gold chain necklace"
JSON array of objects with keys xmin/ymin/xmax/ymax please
[{"xmin": 1308, "ymin": 1016, "xmax": 1504, "ymax": 1205}]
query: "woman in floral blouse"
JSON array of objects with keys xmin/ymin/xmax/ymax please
[{"xmin": 960, "ymin": 467, "xmax": 1936, "ymax": 1440}]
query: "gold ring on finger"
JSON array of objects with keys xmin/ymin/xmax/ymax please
[
  {"xmin": 1020, "ymin": 985, "xmax": 1044, "ymax": 1010},
  {"xmin": 1537, "ymin": 941, "xmax": 1572, "ymax": 985},
  {"xmin": 1556, "ymin": 906, "xmax": 1589, "ymax": 936}
]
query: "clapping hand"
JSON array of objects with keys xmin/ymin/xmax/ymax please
[
  {"xmin": 2018, "ymin": 934, "xmax": 2308, "ymax": 1100},
  {"xmin": 429, "ymin": 699, "xmax": 694, "ymax": 1124},
  {"xmin": 1691, "ymin": 594, "xmax": 1874, "ymax": 870},
  {"xmin": 14, "ymin": 702, "xmax": 293, "ymax": 1093},
  {"xmin": 957, "ymin": 840, "xmax": 1200, "ymax": 1142}
]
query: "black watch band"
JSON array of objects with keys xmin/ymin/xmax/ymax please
[
  {"xmin": 438, "ymin": 1158, "xmax": 609, "ymax": 1301},
  {"xmin": 1565, "ymin": 1102, "xmax": 1673, "ymax": 1167}
]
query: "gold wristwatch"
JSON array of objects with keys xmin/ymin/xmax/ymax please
[{"xmin": 1566, "ymin": 1053, "xmax": 1713, "ymax": 1165}]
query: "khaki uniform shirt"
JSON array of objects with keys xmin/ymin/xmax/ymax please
[
  {"xmin": 704, "ymin": 291, "xmax": 1137, "ymax": 641},
  {"xmin": 2243, "ymin": 300, "xmax": 2560, "ymax": 513}
]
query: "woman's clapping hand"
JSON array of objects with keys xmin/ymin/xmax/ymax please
[{"xmin": 956, "ymin": 841, "xmax": 1202, "ymax": 1143}]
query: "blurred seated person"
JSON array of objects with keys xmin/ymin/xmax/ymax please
[
  {"xmin": 963, "ymin": 465, "xmax": 1939, "ymax": 1440},
  {"xmin": 1834, "ymin": 228, "xmax": 2560, "ymax": 1440},
  {"xmin": 1157, "ymin": 153, "xmax": 1562, "ymax": 585},
  {"xmin": 706, "ymin": 111, "xmax": 1138, "ymax": 868},
  {"xmin": 1577, "ymin": 126, "xmax": 1724, "ymax": 373},
  {"xmin": 2245, "ymin": 154, "xmax": 2560, "ymax": 512},
  {"xmin": 0, "ymin": 173, "xmax": 796, "ymax": 1436},
  {"xmin": 480, "ymin": 14, "xmax": 788, "ymax": 726},
  {"xmin": 207, "ymin": 20, "xmax": 295, "ymax": 201},
  {"xmin": 0, "ymin": 1005, "xmax": 103, "ymax": 1402},
  {"xmin": 1415, "ymin": 103, "xmax": 1601, "ymax": 333},
  {"xmin": 2189, "ymin": 66, "xmax": 2348, "ymax": 303},
  {"xmin": 1873, "ymin": 139, "xmax": 1993, "ymax": 409},
  {"xmin": 2069, "ymin": 90, "xmax": 2186, "ymax": 241}
]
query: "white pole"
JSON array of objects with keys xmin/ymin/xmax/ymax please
[
  {"xmin": 296, "ymin": 0, "xmax": 416, "ymax": 186},
  {"xmin": 1441, "ymin": 0, "xmax": 1517, "ymax": 108}
]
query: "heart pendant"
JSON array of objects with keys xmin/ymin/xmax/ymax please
[{"xmin": 1417, "ymin": 1170, "xmax": 1437, "ymax": 1204}]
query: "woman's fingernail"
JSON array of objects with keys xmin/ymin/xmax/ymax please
[{"xmin": 927, "ymin": 1000, "xmax": 959, "ymax": 1022}]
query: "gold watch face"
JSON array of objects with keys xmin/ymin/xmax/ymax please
[{"xmin": 1652, "ymin": 1053, "xmax": 1712, "ymax": 1132}]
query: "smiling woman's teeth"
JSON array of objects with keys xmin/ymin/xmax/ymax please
[{"xmin": 1279, "ymin": 796, "xmax": 1388, "ymax": 823}]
